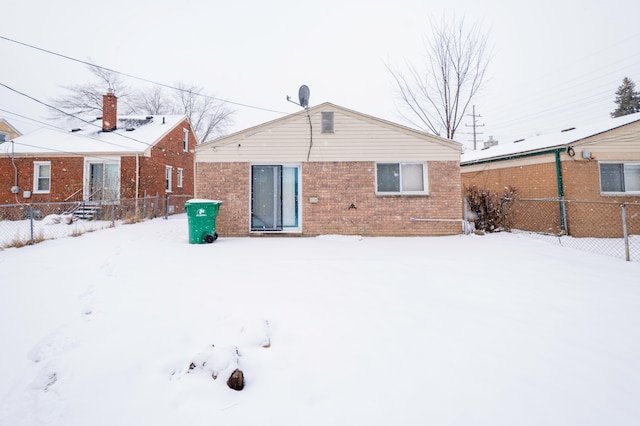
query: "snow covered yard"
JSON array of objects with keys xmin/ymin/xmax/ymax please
[
  {"xmin": 1, "ymin": 214, "xmax": 639, "ymax": 426},
  {"xmin": 0, "ymin": 215, "xmax": 114, "ymax": 248}
]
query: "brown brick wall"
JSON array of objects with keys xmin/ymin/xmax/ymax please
[
  {"xmin": 461, "ymin": 161, "xmax": 560, "ymax": 198},
  {"xmin": 461, "ymin": 159, "xmax": 640, "ymax": 237},
  {"xmin": 195, "ymin": 161, "xmax": 462, "ymax": 237},
  {"xmin": 195, "ymin": 162, "xmax": 250, "ymax": 236}
]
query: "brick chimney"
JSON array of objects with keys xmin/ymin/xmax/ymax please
[{"xmin": 102, "ymin": 91, "xmax": 117, "ymax": 132}]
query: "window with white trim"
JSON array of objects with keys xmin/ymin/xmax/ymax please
[
  {"xmin": 376, "ymin": 162, "xmax": 428, "ymax": 195},
  {"xmin": 177, "ymin": 168, "xmax": 183, "ymax": 188},
  {"xmin": 166, "ymin": 166, "xmax": 173, "ymax": 192},
  {"xmin": 183, "ymin": 128, "xmax": 189, "ymax": 152},
  {"xmin": 0, "ymin": 131, "xmax": 8, "ymax": 143},
  {"xmin": 34, "ymin": 161, "xmax": 51, "ymax": 193},
  {"xmin": 600, "ymin": 162, "xmax": 640, "ymax": 194}
]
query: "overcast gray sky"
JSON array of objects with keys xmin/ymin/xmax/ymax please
[{"xmin": 2, "ymin": 0, "xmax": 639, "ymax": 148}]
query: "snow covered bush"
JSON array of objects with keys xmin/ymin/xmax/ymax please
[{"xmin": 464, "ymin": 185, "xmax": 517, "ymax": 232}]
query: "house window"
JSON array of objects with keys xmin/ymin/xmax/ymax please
[
  {"xmin": 321, "ymin": 112, "xmax": 334, "ymax": 133},
  {"xmin": 183, "ymin": 128, "xmax": 189, "ymax": 152},
  {"xmin": 34, "ymin": 162, "xmax": 51, "ymax": 193},
  {"xmin": 0, "ymin": 131, "xmax": 8, "ymax": 143},
  {"xmin": 600, "ymin": 162, "xmax": 640, "ymax": 193},
  {"xmin": 177, "ymin": 168, "xmax": 183, "ymax": 188},
  {"xmin": 376, "ymin": 162, "xmax": 428, "ymax": 195},
  {"xmin": 166, "ymin": 166, "xmax": 173, "ymax": 192}
]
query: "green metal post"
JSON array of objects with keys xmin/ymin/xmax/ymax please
[{"xmin": 555, "ymin": 150, "xmax": 567, "ymax": 234}]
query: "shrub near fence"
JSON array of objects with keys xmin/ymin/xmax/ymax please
[
  {"xmin": 507, "ymin": 198, "xmax": 640, "ymax": 262},
  {"xmin": 0, "ymin": 195, "xmax": 192, "ymax": 249}
]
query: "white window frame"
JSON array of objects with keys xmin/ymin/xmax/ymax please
[
  {"xmin": 599, "ymin": 162, "xmax": 640, "ymax": 195},
  {"xmin": 183, "ymin": 128, "xmax": 189, "ymax": 152},
  {"xmin": 375, "ymin": 162, "xmax": 428, "ymax": 195},
  {"xmin": 177, "ymin": 168, "xmax": 183, "ymax": 188},
  {"xmin": 166, "ymin": 166, "xmax": 173, "ymax": 193},
  {"xmin": 33, "ymin": 161, "xmax": 51, "ymax": 194},
  {"xmin": 0, "ymin": 131, "xmax": 9, "ymax": 143}
]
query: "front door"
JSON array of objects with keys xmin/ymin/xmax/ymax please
[{"xmin": 251, "ymin": 165, "xmax": 299, "ymax": 231}]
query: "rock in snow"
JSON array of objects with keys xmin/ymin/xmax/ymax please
[{"xmin": 226, "ymin": 369, "xmax": 245, "ymax": 391}]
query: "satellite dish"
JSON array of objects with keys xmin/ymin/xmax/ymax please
[{"xmin": 298, "ymin": 85, "xmax": 310, "ymax": 109}]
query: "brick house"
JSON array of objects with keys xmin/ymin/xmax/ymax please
[
  {"xmin": 195, "ymin": 102, "xmax": 463, "ymax": 237},
  {"xmin": 0, "ymin": 92, "xmax": 197, "ymax": 207},
  {"xmin": 460, "ymin": 112, "xmax": 640, "ymax": 237}
]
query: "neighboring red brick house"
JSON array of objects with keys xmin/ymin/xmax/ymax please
[
  {"xmin": 195, "ymin": 102, "xmax": 463, "ymax": 237},
  {"xmin": 0, "ymin": 92, "xmax": 197, "ymax": 207},
  {"xmin": 461, "ymin": 112, "xmax": 640, "ymax": 237}
]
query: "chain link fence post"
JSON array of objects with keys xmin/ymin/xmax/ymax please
[
  {"xmin": 29, "ymin": 204, "xmax": 34, "ymax": 245},
  {"xmin": 143, "ymin": 190, "xmax": 148, "ymax": 219},
  {"xmin": 622, "ymin": 203, "xmax": 630, "ymax": 262},
  {"xmin": 559, "ymin": 197, "xmax": 567, "ymax": 235}
]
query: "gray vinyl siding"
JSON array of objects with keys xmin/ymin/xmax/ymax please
[{"xmin": 196, "ymin": 104, "xmax": 461, "ymax": 163}]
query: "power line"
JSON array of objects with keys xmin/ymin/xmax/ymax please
[
  {"xmin": 0, "ymin": 108, "xmax": 145, "ymax": 162},
  {"xmin": 0, "ymin": 34, "xmax": 289, "ymax": 115},
  {"xmin": 0, "ymin": 82, "xmax": 155, "ymax": 149},
  {"xmin": 0, "ymin": 85, "xmax": 190, "ymax": 159}
]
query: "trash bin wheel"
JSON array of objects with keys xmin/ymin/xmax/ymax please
[{"xmin": 204, "ymin": 233, "xmax": 218, "ymax": 244}]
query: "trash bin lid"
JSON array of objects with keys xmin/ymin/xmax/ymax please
[{"xmin": 186, "ymin": 198, "xmax": 222, "ymax": 205}]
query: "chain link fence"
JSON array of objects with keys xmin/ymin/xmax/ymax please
[
  {"xmin": 466, "ymin": 197, "xmax": 640, "ymax": 262},
  {"xmin": 0, "ymin": 194, "xmax": 192, "ymax": 249}
]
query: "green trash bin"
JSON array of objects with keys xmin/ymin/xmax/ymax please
[{"xmin": 185, "ymin": 199, "xmax": 222, "ymax": 244}]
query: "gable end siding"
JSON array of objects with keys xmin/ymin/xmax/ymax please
[{"xmin": 196, "ymin": 110, "xmax": 460, "ymax": 163}]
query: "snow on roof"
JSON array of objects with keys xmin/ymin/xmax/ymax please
[
  {"xmin": 0, "ymin": 115, "xmax": 186, "ymax": 156},
  {"xmin": 461, "ymin": 112, "xmax": 640, "ymax": 164}
]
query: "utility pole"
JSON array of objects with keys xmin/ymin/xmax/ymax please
[{"xmin": 465, "ymin": 105, "xmax": 485, "ymax": 150}]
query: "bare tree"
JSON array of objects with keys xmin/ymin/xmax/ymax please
[
  {"xmin": 49, "ymin": 63, "xmax": 131, "ymax": 117},
  {"xmin": 50, "ymin": 63, "xmax": 234, "ymax": 142},
  {"xmin": 126, "ymin": 85, "xmax": 171, "ymax": 115},
  {"xmin": 388, "ymin": 15, "xmax": 491, "ymax": 140},
  {"xmin": 171, "ymin": 83, "xmax": 234, "ymax": 142}
]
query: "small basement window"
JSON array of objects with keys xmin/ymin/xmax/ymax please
[{"xmin": 321, "ymin": 112, "xmax": 334, "ymax": 133}]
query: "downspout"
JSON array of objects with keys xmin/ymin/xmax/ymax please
[
  {"xmin": 10, "ymin": 139, "xmax": 21, "ymax": 204},
  {"xmin": 555, "ymin": 150, "xmax": 567, "ymax": 234}
]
